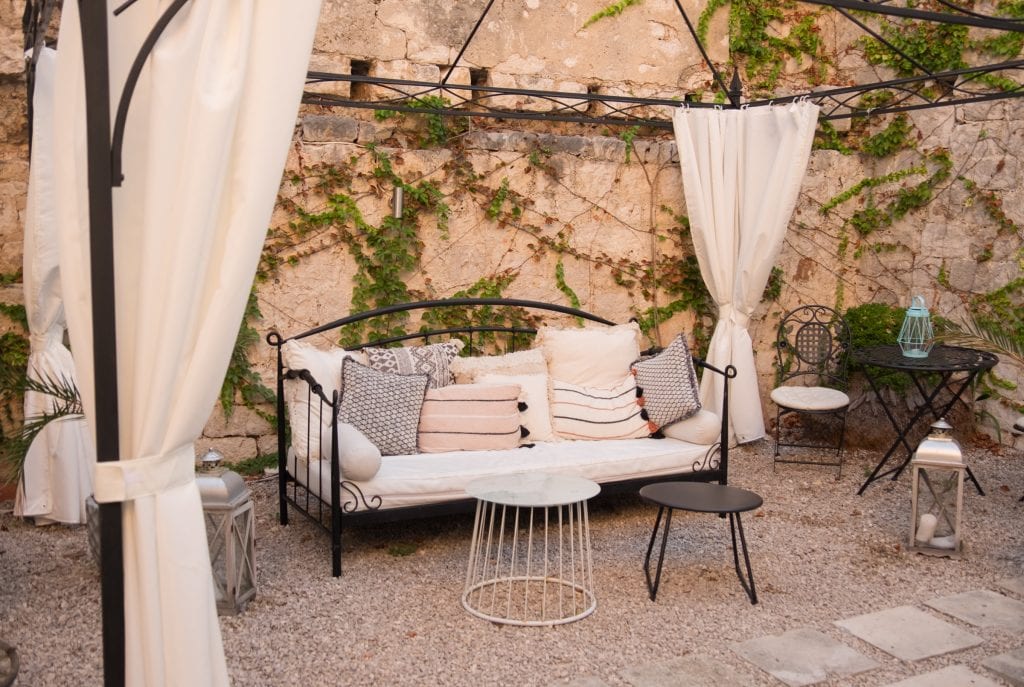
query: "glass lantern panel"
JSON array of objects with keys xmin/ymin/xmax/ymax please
[
  {"xmin": 205, "ymin": 511, "xmax": 230, "ymax": 605},
  {"xmin": 232, "ymin": 508, "xmax": 256, "ymax": 597},
  {"xmin": 915, "ymin": 467, "xmax": 959, "ymax": 538}
]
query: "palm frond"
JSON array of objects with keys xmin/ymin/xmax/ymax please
[
  {"xmin": 936, "ymin": 312, "xmax": 1024, "ymax": 368},
  {"xmin": 0, "ymin": 370, "xmax": 83, "ymax": 486}
]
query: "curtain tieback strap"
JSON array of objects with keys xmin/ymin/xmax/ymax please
[
  {"xmin": 717, "ymin": 305, "xmax": 751, "ymax": 329},
  {"xmin": 94, "ymin": 443, "xmax": 195, "ymax": 503}
]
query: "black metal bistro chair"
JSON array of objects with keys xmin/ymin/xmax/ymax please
[{"xmin": 771, "ymin": 305, "xmax": 851, "ymax": 476}]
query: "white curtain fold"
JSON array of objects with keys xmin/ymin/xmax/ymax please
[
  {"xmin": 673, "ymin": 102, "xmax": 819, "ymax": 444},
  {"xmin": 15, "ymin": 47, "xmax": 95, "ymax": 525},
  {"xmin": 51, "ymin": 2, "xmax": 321, "ymax": 684}
]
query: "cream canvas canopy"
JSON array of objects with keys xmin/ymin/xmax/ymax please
[
  {"xmin": 15, "ymin": 46, "xmax": 95, "ymax": 526},
  {"xmin": 46, "ymin": 1, "xmax": 321, "ymax": 684}
]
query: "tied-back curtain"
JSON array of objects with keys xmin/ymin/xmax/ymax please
[
  {"xmin": 16, "ymin": 46, "xmax": 94, "ymax": 524},
  {"xmin": 52, "ymin": 1, "xmax": 321, "ymax": 684},
  {"xmin": 672, "ymin": 102, "xmax": 819, "ymax": 444}
]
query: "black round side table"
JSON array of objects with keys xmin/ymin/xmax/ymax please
[{"xmin": 640, "ymin": 481, "xmax": 762, "ymax": 604}]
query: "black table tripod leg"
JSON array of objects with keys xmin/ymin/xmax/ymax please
[
  {"xmin": 729, "ymin": 512, "xmax": 758, "ymax": 605},
  {"xmin": 643, "ymin": 506, "xmax": 673, "ymax": 601}
]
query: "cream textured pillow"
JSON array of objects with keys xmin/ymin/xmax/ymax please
[
  {"xmin": 418, "ymin": 383, "xmax": 524, "ymax": 453},
  {"xmin": 450, "ymin": 348, "xmax": 547, "ymax": 384},
  {"xmin": 537, "ymin": 322, "xmax": 641, "ymax": 389},
  {"xmin": 550, "ymin": 374, "xmax": 649, "ymax": 441},
  {"xmin": 478, "ymin": 372, "xmax": 555, "ymax": 442},
  {"xmin": 281, "ymin": 340, "xmax": 365, "ymax": 460},
  {"xmin": 660, "ymin": 409, "xmax": 720, "ymax": 445},
  {"xmin": 337, "ymin": 422, "xmax": 382, "ymax": 481}
]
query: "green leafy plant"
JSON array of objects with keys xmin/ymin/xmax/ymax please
[
  {"xmin": 230, "ymin": 453, "xmax": 279, "ymax": 477},
  {"xmin": 698, "ymin": 0, "xmax": 828, "ymax": 92},
  {"xmin": 843, "ymin": 302, "xmax": 911, "ymax": 391},
  {"xmin": 0, "ymin": 371, "xmax": 83, "ymax": 485},
  {"xmin": 220, "ymin": 289, "xmax": 275, "ymax": 421},
  {"xmin": 583, "ymin": 0, "xmax": 643, "ymax": 28}
]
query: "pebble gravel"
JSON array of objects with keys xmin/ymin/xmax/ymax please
[{"xmin": 2, "ymin": 439, "xmax": 1022, "ymax": 686}]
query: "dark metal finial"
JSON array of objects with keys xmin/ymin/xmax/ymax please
[{"xmin": 729, "ymin": 69, "xmax": 743, "ymax": 107}]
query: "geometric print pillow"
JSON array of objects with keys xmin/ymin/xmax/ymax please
[
  {"xmin": 631, "ymin": 334, "xmax": 701, "ymax": 431},
  {"xmin": 337, "ymin": 358, "xmax": 429, "ymax": 456},
  {"xmin": 364, "ymin": 340, "xmax": 464, "ymax": 389}
]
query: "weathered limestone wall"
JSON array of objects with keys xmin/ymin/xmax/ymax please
[
  {"xmin": 230, "ymin": 95, "xmax": 1023, "ymax": 460},
  {"xmin": 0, "ymin": 2, "xmax": 1020, "ymax": 463},
  {"xmin": 0, "ymin": 0, "xmax": 29, "ymax": 280}
]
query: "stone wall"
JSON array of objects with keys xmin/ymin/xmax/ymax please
[{"xmin": 0, "ymin": 3, "xmax": 1021, "ymax": 464}]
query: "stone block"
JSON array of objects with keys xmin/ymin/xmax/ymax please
[
  {"xmin": 357, "ymin": 120, "xmax": 395, "ymax": 144},
  {"xmin": 439, "ymin": 66, "xmax": 471, "ymax": 88},
  {"xmin": 257, "ymin": 434, "xmax": 281, "ymax": 458},
  {"xmin": 0, "ymin": 283, "xmax": 23, "ymax": 306},
  {"xmin": 196, "ymin": 437, "xmax": 258, "ymax": 464},
  {"xmin": 305, "ymin": 54, "xmax": 352, "ymax": 98},
  {"xmin": 302, "ymin": 115, "xmax": 360, "ymax": 143},
  {"xmin": 368, "ymin": 60, "xmax": 442, "ymax": 99},
  {"xmin": 204, "ymin": 402, "xmax": 273, "ymax": 439},
  {"xmin": 484, "ymin": 73, "xmax": 587, "ymax": 113}
]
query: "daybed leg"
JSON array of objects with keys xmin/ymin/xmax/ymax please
[
  {"xmin": 331, "ymin": 406, "xmax": 342, "ymax": 577},
  {"xmin": 331, "ymin": 512, "xmax": 342, "ymax": 578}
]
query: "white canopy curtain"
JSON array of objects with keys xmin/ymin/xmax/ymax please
[
  {"xmin": 51, "ymin": 1, "xmax": 321, "ymax": 684},
  {"xmin": 15, "ymin": 47, "xmax": 95, "ymax": 525},
  {"xmin": 672, "ymin": 102, "xmax": 819, "ymax": 444}
]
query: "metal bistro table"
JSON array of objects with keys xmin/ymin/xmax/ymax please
[
  {"xmin": 640, "ymin": 482, "xmax": 762, "ymax": 605},
  {"xmin": 854, "ymin": 344, "xmax": 998, "ymax": 495}
]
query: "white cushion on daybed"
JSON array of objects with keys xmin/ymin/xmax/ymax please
[{"xmin": 288, "ymin": 433, "xmax": 718, "ymax": 512}]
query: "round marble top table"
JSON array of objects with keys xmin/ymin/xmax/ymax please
[{"xmin": 462, "ymin": 472, "xmax": 600, "ymax": 626}]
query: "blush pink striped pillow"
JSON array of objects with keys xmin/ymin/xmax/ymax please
[{"xmin": 417, "ymin": 384, "xmax": 525, "ymax": 453}]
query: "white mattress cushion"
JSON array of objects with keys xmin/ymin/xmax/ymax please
[{"xmin": 289, "ymin": 436, "xmax": 717, "ymax": 512}]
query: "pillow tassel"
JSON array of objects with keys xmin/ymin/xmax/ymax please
[
  {"xmin": 520, "ymin": 426, "xmax": 531, "ymax": 438},
  {"xmin": 518, "ymin": 401, "xmax": 529, "ymax": 412}
]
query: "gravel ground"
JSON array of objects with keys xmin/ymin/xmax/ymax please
[{"xmin": 2, "ymin": 439, "xmax": 1023, "ymax": 686}]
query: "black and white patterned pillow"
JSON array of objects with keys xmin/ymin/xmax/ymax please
[
  {"xmin": 338, "ymin": 358, "xmax": 429, "ymax": 456},
  {"xmin": 632, "ymin": 334, "xmax": 701, "ymax": 430},
  {"xmin": 364, "ymin": 341, "xmax": 464, "ymax": 389}
]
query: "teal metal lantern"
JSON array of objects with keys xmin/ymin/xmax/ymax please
[{"xmin": 898, "ymin": 295, "xmax": 934, "ymax": 358}]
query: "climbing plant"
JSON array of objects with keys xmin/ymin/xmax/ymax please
[{"xmin": 697, "ymin": 0, "xmax": 829, "ymax": 93}]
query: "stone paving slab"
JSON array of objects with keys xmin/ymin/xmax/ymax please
[
  {"xmin": 997, "ymin": 576, "xmax": 1024, "ymax": 599},
  {"xmin": 618, "ymin": 654, "xmax": 750, "ymax": 687},
  {"xmin": 731, "ymin": 627, "xmax": 879, "ymax": 687},
  {"xmin": 883, "ymin": 664, "xmax": 1003, "ymax": 687},
  {"xmin": 982, "ymin": 647, "xmax": 1024, "ymax": 687},
  {"xmin": 926, "ymin": 590, "xmax": 1024, "ymax": 632},
  {"xmin": 835, "ymin": 605, "xmax": 983, "ymax": 661}
]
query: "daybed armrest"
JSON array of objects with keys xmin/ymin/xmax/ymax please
[{"xmin": 691, "ymin": 357, "xmax": 737, "ymax": 484}]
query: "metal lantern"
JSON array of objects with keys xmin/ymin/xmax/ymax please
[
  {"xmin": 897, "ymin": 295, "xmax": 935, "ymax": 358},
  {"xmin": 909, "ymin": 419, "xmax": 965, "ymax": 558},
  {"xmin": 196, "ymin": 449, "xmax": 257, "ymax": 615}
]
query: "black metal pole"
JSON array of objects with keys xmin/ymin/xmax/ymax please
[{"xmin": 77, "ymin": 2, "xmax": 125, "ymax": 686}]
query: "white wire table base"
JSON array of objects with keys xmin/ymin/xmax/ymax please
[{"xmin": 462, "ymin": 499, "xmax": 596, "ymax": 626}]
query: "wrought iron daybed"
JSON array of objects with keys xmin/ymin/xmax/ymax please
[{"xmin": 266, "ymin": 298, "xmax": 736, "ymax": 576}]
